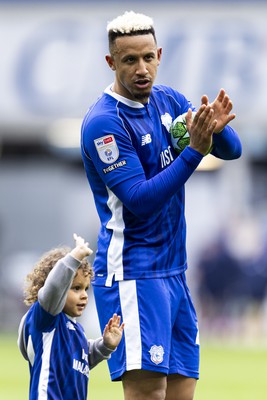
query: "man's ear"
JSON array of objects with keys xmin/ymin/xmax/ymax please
[
  {"xmin": 105, "ymin": 55, "xmax": 116, "ymax": 71},
  {"xmin": 157, "ymin": 47, "xmax": 162, "ymax": 66}
]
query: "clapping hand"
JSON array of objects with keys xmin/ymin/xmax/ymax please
[{"xmin": 201, "ymin": 88, "xmax": 236, "ymax": 133}]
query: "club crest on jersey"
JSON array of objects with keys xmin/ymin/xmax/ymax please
[
  {"xmin": 161, "ymin": 112, "xmax": 172, "ymax": 131},
  {"xmin": 66, "ymin": 321, "xmax": 76, "ymax": 331},
  {"xmin": 149, "ymin": 345, "xmax": 164, "ymax": 365},
  {"xmin": 94, "ymin": 135, "xmax": 119, "ymax": 164}
]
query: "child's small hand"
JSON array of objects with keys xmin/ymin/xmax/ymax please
[
  {"xmin": 71, "ymin": 233, "xmax": 93, "ymax": 261},
  {"xmin": 103, "ymin": 314, "xmax": 124, "ymax": 350}
]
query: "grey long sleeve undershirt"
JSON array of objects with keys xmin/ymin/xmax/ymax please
[{"xmin": 38, "ymin": 253, "xmax": 80, "ymax": 316}]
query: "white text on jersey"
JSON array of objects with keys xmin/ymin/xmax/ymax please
[{"xmin": 160, "ymin": 146, "xmax": 174, "ymax": 168}]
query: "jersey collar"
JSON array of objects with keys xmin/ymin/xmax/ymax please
[{"xmin": 105, "ymin": 84, "xmax": 149, "ymax": 108}]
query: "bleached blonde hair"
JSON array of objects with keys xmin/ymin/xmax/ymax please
[
  {"xmin": 107, "ymin": 11, "xmax": 157, "ymax": 53},
  {"xmin": 107, "ymin": 11, "xmax": 154, "ymax": 34}
]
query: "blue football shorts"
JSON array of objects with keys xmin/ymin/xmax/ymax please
[{"xmin": 93, "ymin": 272, "xmax": 199, "ymax": 381}]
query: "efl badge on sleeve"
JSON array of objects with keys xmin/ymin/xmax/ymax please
[{"xmin": 94, "ymin": 135, "xmax": 119, "ymax": 164}]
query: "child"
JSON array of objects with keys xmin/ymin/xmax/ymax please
[{"xmin": 17, "ymin": 233, "xmax": 124, "ymax": 400}]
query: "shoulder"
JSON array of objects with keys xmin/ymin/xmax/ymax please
[
  {"xmin": 26, "ymin": 301, "xmax": 59, "ymax": 331},
  {"xmin": 152, "ymin": 85, "xmax": 195, "ymax": 113},
  {"xmin": 82, "ymin": 94, "xmax": 122, "ymax": 133},
  {"xmin": 152, "ymin": 85, "xmax": 186, "ymax": 101}
]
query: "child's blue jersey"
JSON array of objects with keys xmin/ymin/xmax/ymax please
[
  {"xmin": 81, "ymin": 84, "xmax": 241, "ymax": 287},
  {"xmin": 23, "ymin": 302, "xmax": 89, "ymax": 400},
  {"xmin": 18, "ymin": 253, "xmax": 116, "ymax": 399}
]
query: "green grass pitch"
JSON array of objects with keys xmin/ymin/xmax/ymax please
[{"xmin": 1, "ymin": 334, "xmax": 266, "ymax": 399}]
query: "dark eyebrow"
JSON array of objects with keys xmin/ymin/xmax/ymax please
[{"xmin": 121, "ymin": 50, "xmax": 156, "ymax": 62}]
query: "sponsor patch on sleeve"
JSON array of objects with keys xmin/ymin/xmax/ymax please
[
  {"xmin": 103, "ymin": 159, "xmax": 127, "ymax": 174},
  {"xmin": 94, "ymin": 135, "xmax": 119, "ymax": 164}
]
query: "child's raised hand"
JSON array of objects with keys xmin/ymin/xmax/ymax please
[
  {"xmin": 103, "ymin": 314, "xmax": 124, "ymax": 350},
  {"xmin": 71, "ymin": 233, "xmax": 93, "ymax": 261}
]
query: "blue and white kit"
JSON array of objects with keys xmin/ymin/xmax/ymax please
[
  {"xmin": 81, "ymin": 84, "xmax": 242, "ymax": 380},
  {"xmin": 17, "ymin": 254, "xmax": 115, "ymax": 399}
]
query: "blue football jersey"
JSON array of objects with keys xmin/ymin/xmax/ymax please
[
  {"xmin": 81, "ymin": 84, "xmax": 241, "ymax": 287},
  {"xmin": 81, "ymin": 84, "xmax": 202, "ymax": 287},
  {"xmin": 23, "ymin": 302, "xmax": 89, "ymax": 400}
]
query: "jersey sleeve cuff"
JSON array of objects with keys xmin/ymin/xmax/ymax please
[
  {"xmin": 95, "ymin": 337, "xmax": 116, "ymax": 356},
  {"xmin": 180, "ymin": 146, "xmax": 204, "ymax": 167}
]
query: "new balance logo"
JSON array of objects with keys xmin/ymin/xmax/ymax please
[{"xmin": 141, "ymin": 134, "xmax": 152, "ymax": 146}]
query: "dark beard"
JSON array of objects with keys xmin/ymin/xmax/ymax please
[{"xmin": 133, "ymin": 91, "xmax": 150, "ymax": 102}]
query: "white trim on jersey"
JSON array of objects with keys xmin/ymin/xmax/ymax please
[
  {"xmin": 27, "ymin": 335, "xmax": 35, "ymax": 366},
  {"xmin": 105, "ymin": 84, "xmax": 144, "ymax": 108},
  {"xmin": 119, "ymin": 280, "xmax": 142, "ymax": 370},
  {"xmin": 38, "ymin": 329, "xmax": 56, "ymax": 399},
  {"xmin": 106, "ymin": 187, "xmax": 125, "ymax": 287}
]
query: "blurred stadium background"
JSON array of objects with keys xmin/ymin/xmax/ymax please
[{"xmin": 0, "ymin": 0, "xmax": 267, "ymax": 396}]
